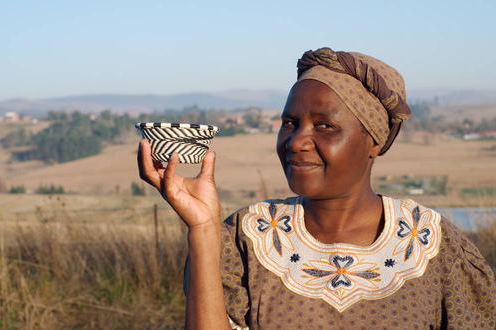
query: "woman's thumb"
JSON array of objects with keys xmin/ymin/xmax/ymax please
[{"xmin": 199, "ymin": 151, "xmax": 216, "ymax": 182}]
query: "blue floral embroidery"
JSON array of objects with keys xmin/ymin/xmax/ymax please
[
  {"xmin": 303, "ymin": 255, "xmax": 380, "ymax": 289},
  {"xmin": 255, "ymin": 203, "xmax": 293, "ymax": 256},
  {"xmin": 394, "ymin": 206, "xmax": 432, "ymax": 261}
]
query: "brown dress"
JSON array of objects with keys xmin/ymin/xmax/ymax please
[{"xmin": 218, "ymin": 196, "xmax": 496, "ymax": 329}]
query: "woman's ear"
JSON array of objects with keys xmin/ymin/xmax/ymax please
[{"xmin": 369, "ymin": 142, "xmax": 382, "ymax": 159}]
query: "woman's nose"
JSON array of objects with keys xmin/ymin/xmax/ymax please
[{"xmin": 286, "ymin": 127, "xmax": 313, "ymax": 152}]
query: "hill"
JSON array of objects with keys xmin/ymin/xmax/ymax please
[
  {"xmin": 3, "ymin": 88, "xmax": 496, "ymax": 119},
  {"xmin": 0, "ymin": 89, "xmax": 288, "ymax": 118},
  {"xmin": 430, "ymin": 102, "xmax": 496, "ymax": 122},
  {"xmin": 408, "ymin": 89, "xmax": 496, "ymax": 105}
]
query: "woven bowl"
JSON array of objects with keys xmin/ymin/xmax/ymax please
[{"xmin": 136, "ymin": 122, "xmax": 219, "ymax": 164}]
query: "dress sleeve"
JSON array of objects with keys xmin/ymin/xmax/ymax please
[
  {"xmin": 441, "ymin": 222, "xmax": 496, "ymax": 329},
  {"xmin": 221, "ymin": 210, "xmax": 250, "ymax": 329}
]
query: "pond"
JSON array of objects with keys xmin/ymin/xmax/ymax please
[{"xmin": 435, "ymin": 207, "xmax": 496, "ymax": 231}]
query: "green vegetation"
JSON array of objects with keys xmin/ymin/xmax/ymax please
[
  {"xmin": 215, "ymin": 124, "xmax": 245, "ymax": 136},
  {"xmin": 29, "ymin": 111, "xmax": 133, "ymax": 163},
  {"xmin": 0, "ymin": 127, "xmax": 31, "ymax": 148},
  {"xmin": 130, "ymin": 182, "xmax": 146, "ymax": 196},
  {"xmin": 8, "ymin": 185, "xmax": 26, "ymax": 194},
  {"xmin": 30, "ymin": 133, "xmax": 102, "ymax": 163},
  {"xmin": 3, "ymin": 111, "xmax": 135, "ymax": 163},
  {"xmin": 377, "ymin": 175, "xmax": 448, "ymax": 196},
  {"xmin": 36, "ymin": 184, "xmax": 65, "ymax": 194},
  {"xmin": 462, "ymin": 187, "xmax": 496, "ymax": 196},
  {"xmin": 1, "ymin": 107, "xmax": 257, "ymax": 164}
]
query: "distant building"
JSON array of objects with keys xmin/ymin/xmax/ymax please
[
  {"xmin": 408, "ymin": 188, "xmax": 424, "ymax": 195},
  {"xmin": 482, "ymin": 130, "xmax": 496, "ymax": 139},
  {"xmin": 4, "ymin": 112, "xmax": 19, "ymax": 122},
  {"xmin": 463, "ymin": 133, "xmax": 481, "ymax": 140}
]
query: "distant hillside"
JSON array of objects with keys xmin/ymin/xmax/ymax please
[
  {"xmin": 408, "ymin": 88, "xmax": 496, "ymax": 105},
  {"xmin": 0, "ymin": 89, "xmax": 288, "ymax": 118},
  {"xmin": 430, "ymin": 102, "xmax": 496, "ymax": 122},
  {"xmin": 3, "ymin": 88, "xmax": 496, "ymax": 119}
]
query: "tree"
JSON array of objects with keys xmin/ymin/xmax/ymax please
[{"xmin": 131, "ymin": 182, "xmax": 146, "ymax": 196}]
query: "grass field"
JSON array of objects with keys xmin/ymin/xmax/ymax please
[
  {"xmin": 0, "ymin": 193, "xmax": 495, "ymax": 329},
  {"xmin": 1, "ymin": 131, "xmax": 496, "ymax": 328},
  {"xmin": 0, "ymin": 194, "xmax": 188, "ymax": 329}
]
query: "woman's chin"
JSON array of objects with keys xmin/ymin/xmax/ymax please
[{"xmin": 287, "ymin": 181, "xmax": 319, "ymax": 198}]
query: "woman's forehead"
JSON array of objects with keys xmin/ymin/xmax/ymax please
[{"xmin": 283, "ymin": 80, "xmax": 349, "ymax": 117}]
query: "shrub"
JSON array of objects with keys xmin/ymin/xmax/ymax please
[
  {"xmin": 36, "ymin": 184, "xmax": 65, "ymax": 194},
  {"xmin": 9, "ymin": 185, "xmax": 26, "ymax": 194},
  {"xmin": 131, "ymin": 182, "xmax": 146, "ymax": 196}
]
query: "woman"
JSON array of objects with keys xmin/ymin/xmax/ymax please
[{"xmin": 138, "ymin": 48, "xmax": 496, "ymax": 329}]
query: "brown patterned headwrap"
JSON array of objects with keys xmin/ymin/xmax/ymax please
[{"xmin": 296, "ymin": 47, "xmax": 411, "ymax": 155}]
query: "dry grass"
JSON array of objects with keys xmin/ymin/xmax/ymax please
[
  {"xmin": 0, "ymin": 193, "xmax": 495, "ymax": 329},
  {"xmin": 0, "ymin": 200, "xmax": 188, "ymax": 329}
]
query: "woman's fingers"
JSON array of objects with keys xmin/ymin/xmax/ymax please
[
  {"xmin": 199, "ymin": 151, "xmax": 216, "ymax": 183},
  {"xmin": 164, "ymin": 152, "xmax": 179, "ymax": 182},
  {"xmin": 138, "ymin": 139, "xmax": 161, "ymax": 188},
  {"xmin": 163, "ymin": 152, "xmax": 180, "ymax": 198},
  {"xmin": 153, "ymin": 159, "xmax": 164, "ymax": 170}
]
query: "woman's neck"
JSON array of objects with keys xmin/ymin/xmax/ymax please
[{"xmin": 302, "ymin": 187, "xmax": 384, "ymax": 245}]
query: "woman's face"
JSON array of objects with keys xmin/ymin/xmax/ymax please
[{"xmin": 276, "ymin": 79, "xmax": 380, "ymax": 199}]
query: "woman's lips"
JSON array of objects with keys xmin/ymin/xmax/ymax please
[{"xmin": 286, "ymin": 160, "xmax": 323, "ymax": 172}]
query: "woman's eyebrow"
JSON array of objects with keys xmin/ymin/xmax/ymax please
[
  {"xmin": 281, "ymin": 113, "xmax": 297, "ymax": 119},
  {"xmin": 309, "ymin": 109, "xmax": 337, "ymax": 120}
]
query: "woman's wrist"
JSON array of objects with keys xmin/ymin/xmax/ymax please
[
  {"xmin": 187, "ymin": 219, "xmax": 221, "ymax": 249},
  {"xmin": 188, "ymin": 216, "xmax": 221, "ymax": 230}
]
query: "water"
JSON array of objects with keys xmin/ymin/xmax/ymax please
[{"xmin": 434, "ymin": 207, "xmax": 496, "ymax": 231}]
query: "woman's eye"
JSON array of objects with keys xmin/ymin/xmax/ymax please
[
  {"xmin": 315, "ymin": 122, "xmax": 334, "ymax": 129},
  {"xmin": 282, "ymin": 120, "xmax": 295, "ymax": 128}
]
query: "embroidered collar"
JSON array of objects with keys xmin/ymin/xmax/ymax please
[{"xmin": 242, "ymin": 196, "xmax": 441, "ymax": 312}]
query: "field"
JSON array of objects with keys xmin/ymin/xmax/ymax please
[
  {"xmin": 0, "ymin": 194, "xmax": 189, "ymax": 329},
  {"xmin": 2, "ymin": 131, "xmax": 496, "ymax": 205},
  {"xmin": 1, "ymin": 131, "xmax": 496, "ymax": 328}
]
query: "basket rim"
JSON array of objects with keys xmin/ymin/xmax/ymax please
[{"xmin": 135, "ymin": 122, "xmax": 219, "ymax": 132}]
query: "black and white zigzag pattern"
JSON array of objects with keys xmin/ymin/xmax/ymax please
[{"xmin": 136, "ymin": 123, "xmax": 219, "ymax": 164}]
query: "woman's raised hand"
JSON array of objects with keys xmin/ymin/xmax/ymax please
[
  {"xmin": 137, "ymin": 139, "xmax": 221, "ymax": 229},
  {"xmin": 139, "ymin": 140, "xmax": 230, "ymax": 329}
]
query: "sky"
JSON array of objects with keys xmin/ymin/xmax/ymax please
[{"xmin": 1, "ymin": 0, "xmax": 495, "ymax": 100}]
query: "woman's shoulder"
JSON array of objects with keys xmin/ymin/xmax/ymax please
[
  {"xmin": 438, "ymin": 214, "xmax": 478, "ymax": 258},
  {"xmin": 389, "ymin": 197, "xmax": 481, "ymax": 258},
  {"xmin": 437, "ymin": 215, "xmax": 494, "ymax": 279},
  {"xmin": 393, "ymin": 197, "xmax": 493, "ymax": 278}
]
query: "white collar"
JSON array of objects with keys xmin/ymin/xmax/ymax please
[{"xmin": 242, "ymin": 196, "xmax": 442, "ymax": 312}]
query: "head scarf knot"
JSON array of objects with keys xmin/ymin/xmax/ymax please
[{"xmin": 297, "ymin": 47, "xmax": 412, "ymax": 155}]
